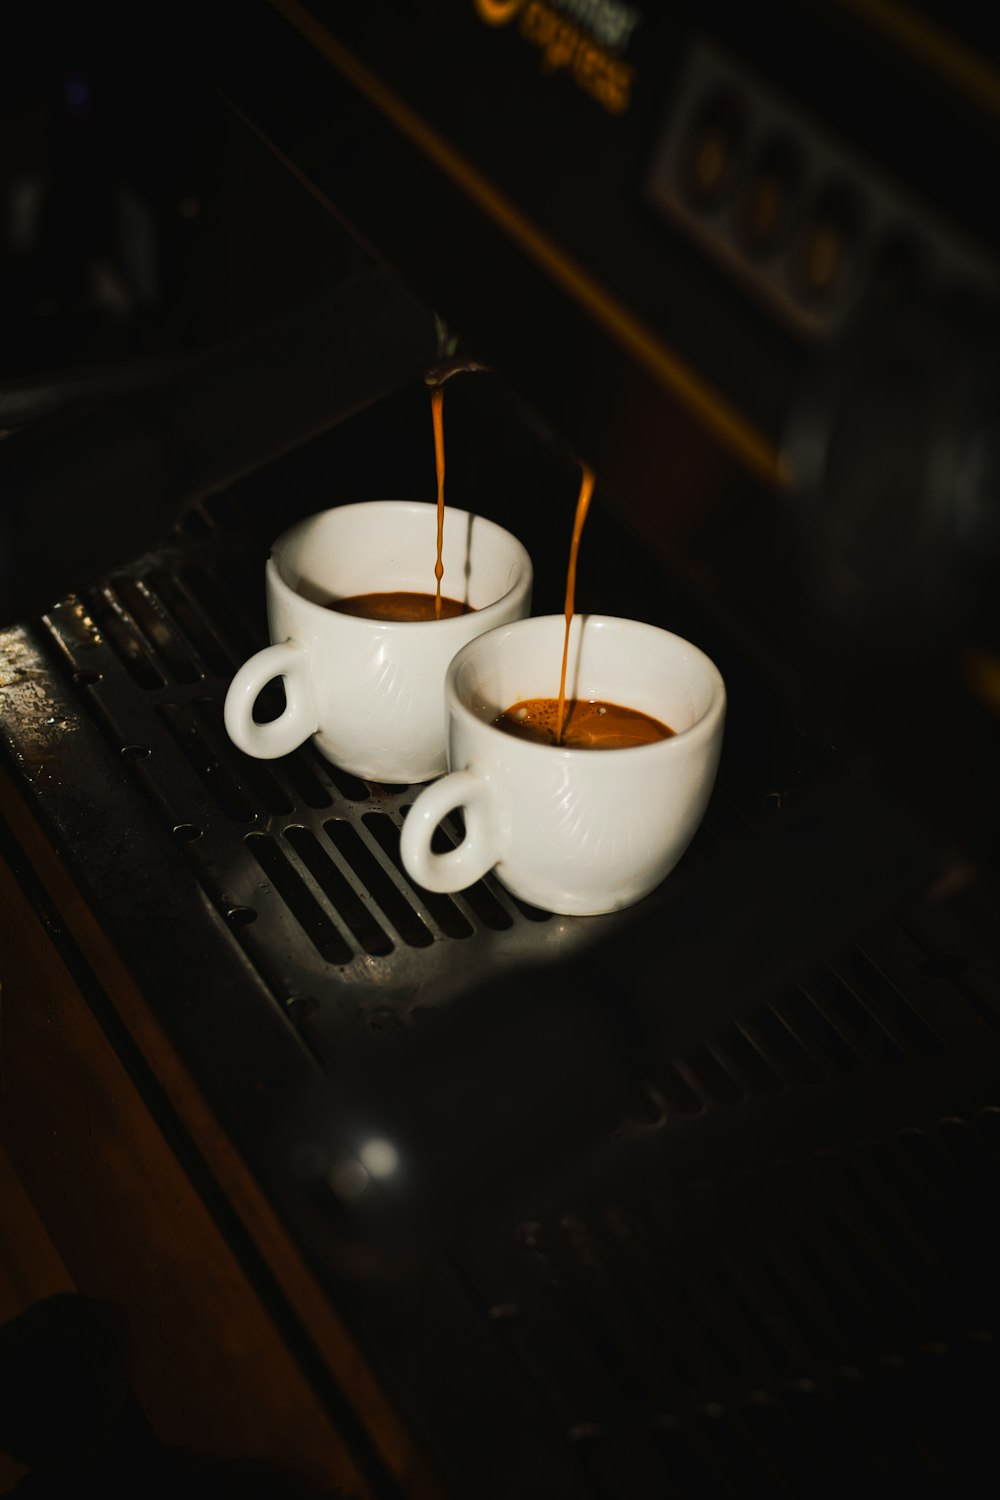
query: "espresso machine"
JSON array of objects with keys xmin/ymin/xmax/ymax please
[{"xmin": 2, "ymin": 2, "xmax": 1000, "ymax": 1495}]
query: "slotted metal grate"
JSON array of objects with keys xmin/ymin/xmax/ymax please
[
  {"xmin": 42, "ymin": 492, "xmax": 643, "ymax": 1055},
  {"xmin": 4, "ymin": 385, "xmax": 1000, "ymax": 1498},
  {"xmin": 442, "ymin": 1106, "xmax": 1000, "ymax": 1498}
]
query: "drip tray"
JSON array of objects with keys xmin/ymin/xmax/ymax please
[
  {"xmin": 35, "ymin": 540, "xmax": 641, "ymax": 1068},
  {"xmin": 5, "ymin": 386, "xmax": 1000, "ymax": 1499},
  {"xmin": 1, "ymin": 385, "xmax": 685, "ymax": 1079}
]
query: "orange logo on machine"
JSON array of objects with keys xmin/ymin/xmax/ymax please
[
  {"xmin": 473, "ymin": 0, "xmax": 528, "ymax": 21},
  {"xmin": 473, "ymin": 0, "xmax": 640, "ymax": 114}
]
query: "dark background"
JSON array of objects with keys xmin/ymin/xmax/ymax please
[{"xmin": 0, "ymin": 2, "xmax": 371, "ymax": 385}]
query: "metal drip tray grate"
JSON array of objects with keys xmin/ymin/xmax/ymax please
[
  {"xmin": 2, "ymin": 382, "xmax": 783, "ymax": 1068},
  {"xmin": 40, "ymin": 539, "xmax": 632, "ymax": 1067},
  {"xmin": 448, "ymin": 1111, "xmax": 1000, "ymax": 1497},
  {"xmin": 19, "ymin": 385, "xmax": 761, "ymax": 1059},
  {"xmin": 5, "ymin": 386, "xmax": 1000, "ymax": 1498}
]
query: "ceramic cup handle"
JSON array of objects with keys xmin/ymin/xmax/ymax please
[
  {"xmin": 223, "ymin": 640, "xmax": 317, "ymax": 759},
  {"xmin": 401, "ymin": 770, "xmax": 502, "ymax": 891}
]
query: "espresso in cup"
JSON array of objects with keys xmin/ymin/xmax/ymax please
[
  {"xmin": 494, "ymin": 697, "xmax": 673, "ymax": 749},
  {"xmin": 400, "ymin": 613, "xmax": 725, "ymax": 915},
  {"xmin": 329, "ymin": 591, "xmax": 473, "ymax": 622}
]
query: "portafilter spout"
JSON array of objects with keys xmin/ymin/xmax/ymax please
[{"xmin": 423, "ymin": 355, "xmax": 492, "ymax": 387}]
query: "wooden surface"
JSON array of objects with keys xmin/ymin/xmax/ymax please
[
  {"xmin": 0, "ymin": 768, "xmax": 443, "ymax": 1499},
  {"xmin": 0, "ymin": 1136, "xmax": 75, "ymax": 1492},
  {"xmin": 0, "ymin": 1135, "xmax": 74, "ymax": 1334}
]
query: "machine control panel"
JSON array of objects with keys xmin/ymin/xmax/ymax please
[{"xmin": 646, "ymin": 38, "xmax": 998, "ymax": 341}]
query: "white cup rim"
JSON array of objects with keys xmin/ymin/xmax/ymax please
[
  {"xmin": 266, "ymin": 499, "xmax": 532, "ymax": 630},
  {"xmin": 445, "ymin": 613, "xmax": 727, "ymax": 759}
]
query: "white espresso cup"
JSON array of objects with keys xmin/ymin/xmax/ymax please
[
  {"xmin": 223, "ymin": 500, "xmax": 533, "ymax": 782},
  {"xmin": 400, "ymin": 614, "xmax": 726, "ymax": 915}
]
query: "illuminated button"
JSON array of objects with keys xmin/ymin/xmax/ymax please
[
  {"xmin": 679, "ymin": 90, "xmax": 747, "ymax": 213},
  {"xmin": 794, "ymin": 182, "xmax": 863, "ymax": 302},
  {"xmin": 736, "ymin": 137, "xmax": 801, "ymax": 258}
]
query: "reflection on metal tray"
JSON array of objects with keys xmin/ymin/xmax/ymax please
[
  {"xmin": 4, "ymin": 386, "xmax": 1000, "ymax": 1498},
  {"xmin": 46, "ymin": 526, "xmax": 621, "ymax": 1033},
  {"xmin": 25, "ymin": 461, "xmax": 664, "ymax": 1070}
]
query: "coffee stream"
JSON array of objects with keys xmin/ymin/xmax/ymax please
[
  {"xmin": 432, "ymin": 384, "xmax": 446, "ymax": 619},
  {"xmin": 330, "ymin": 401, "xmax": 670, "ymax": 745},
  {"xmin": 327, "ymin": 384, "xmax": 471, "ymax": 623},
  {"xmin": 557, "ymin": 464, "xmax": 596, "ymax": 744},
  {"xmin": 494, "ymin": 461, "xmax": 673, "ymax": 751}
]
